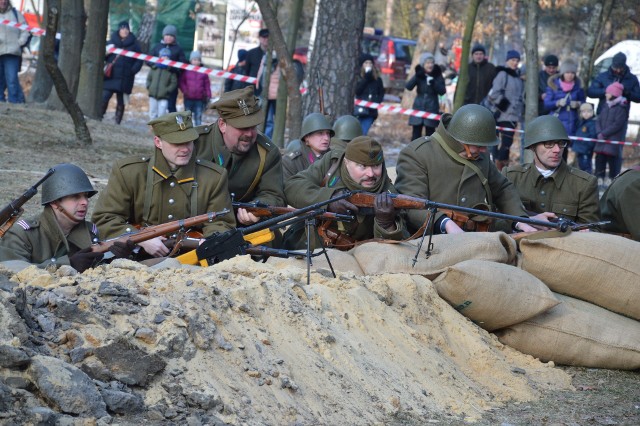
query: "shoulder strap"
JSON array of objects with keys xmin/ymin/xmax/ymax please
[
  {"xmin": 238, "ymin": 143, "xmax": 267, "ymax": 201},
  {"xmin": 321, "ymin": 157, "xmax": 340, "ymax": 187}
]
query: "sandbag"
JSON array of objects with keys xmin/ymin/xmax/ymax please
[
  {"xmin": 353, "ymin": 232, "xmax": 517, "ymax": 278},
  {"xmin": 519, "ymin": 232, "xmax": 640, "ymax": 320},
  {"xmin": 266, "ymin": 248, "xmax": 364, "ymax": 275},
  {"xmin": 433, "ymin": 260, "xmax": 559, "ymax": 331},
  {"xmin": 495, "ymin": 293, "xmax": 640, "ymax": 370}
]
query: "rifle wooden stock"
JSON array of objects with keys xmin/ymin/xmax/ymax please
[
  {"xmin": 233, "ymin": 202, "xmax": 349, "ymax": 221},
  {"xmin": 90, "ymin": 209, "xmax": 229, "ymax": 254}
]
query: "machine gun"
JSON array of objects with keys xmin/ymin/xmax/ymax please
[
  {"xmin": 233, "ymin": 200, "xmax": 350, "ymax": 222},
  {"xmin": 0, "ymin": 168, "xmax": 55, "ymax": 238}
]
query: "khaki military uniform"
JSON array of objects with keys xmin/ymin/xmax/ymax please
[
  {"xmin": 195, "ymin": 122, "xmax": 285, "ymax": 206},
  {"xmin": 92, "ymin": 151, "xmax": 236, "ymax": 239},
  {"xmin": 599, "ymin": 168, "xmax": 640, "ymax": 240},
  {"xmin": 0, "ymin": 207, "xmax": 98, "ymax": 268},
  {"xmin": 502, "ymin": 161, "xmax": 599, "ymax": 223},
  {"xmin": 282, "ymin": 142, "xmax": 326, "ymax": 180},
  {"xmin": 395, "ymin": 120, "xmax": 527, "ymax": 233},
  {"xmin": 284, "ymin": 150, "xmax": 406, "ymax": 249},
  {"xmin": 330, "ymin": 137, "xmax": 348, "ymax": 152}
]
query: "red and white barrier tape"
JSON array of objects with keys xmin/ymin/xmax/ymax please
[
  {"xmin": 494, "ymin": 125, "xmax": 639, "ymax": 147},
  {"xmin": 0, "ymin": 18, "xmax": 58, "ymax": 38},
  {"xmin": 354, "ymin": 99, "xmax": 441, "ymax": 121}
]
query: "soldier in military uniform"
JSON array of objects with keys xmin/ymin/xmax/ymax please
[
  {"xmin": 282, "ymin": 112, "xmax": 334, "ymax": 180},
  {"xmin": 395, "ymin": 104, "xmax": 541, "ymax": 234},
  {"xmin": 0, "ymin": 164, "xmax": 131, "ymax": 272},
  {"xmin": 599, "ymin": 165, "xmax": 640, "ymax": 240},
  {"xmin": 284, "ymin": 136, "xmax": 407, "ymax": 250},
  {"xmin": 194, "ymin": 86, "xmax": 285, "ymax": 225},
  {"xmin": 502, "ymin": 115, "xmax": 600, "ymax": 224},
  {"xmin": 330, "ymin": 115, "xmax": 363, "ymax": 152},
  {"xmin": 92, "ymin": 111, "xmax": 236, "ymax": 258}
]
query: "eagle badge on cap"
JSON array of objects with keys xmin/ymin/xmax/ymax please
[
  {"xmin": 176, "ymin": 114, "xmax": 186, "ymax": 130},
  {"xmin": 237, "ymin": 99, "xmax": 250, "ymax": 116}
]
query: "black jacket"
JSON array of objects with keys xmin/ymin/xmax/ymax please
[
  {"xmin": 463, "ymin": 59, "xmax": 496, "ymax": 105},
  {"xmin": 147, "ymin": 41, "xmax": 187, "ymax": 75},
  {"xmin": 406, "ymin": 64, "xmax": 446, "ymax": 127},
  {"xmin": 103, "ymin": 31, "xmax": 143, "ymax": 94},
  {"xmin": 354, "ymin": 71, "xmax": 384, "ymax": 119}
]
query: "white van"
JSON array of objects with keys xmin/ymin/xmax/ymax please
[{"xmin": 587, "ymin": 40, "xmax": 640, "ymax": 139}]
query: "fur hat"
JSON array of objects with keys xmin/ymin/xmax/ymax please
[
  {"xmin": 506, "ymin": 50, "xmax": 520, "ymax": 61},
  {"xmin": 606, "ymin": 82, "xmax": 624, "ymax": 98},
  {"xmin": 560, "ymin": 60, "xmax": 578, "ymax": 74}
]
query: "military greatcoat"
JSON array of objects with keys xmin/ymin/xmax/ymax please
[
  {"xmin": 92, "ymin": 151, "xmax": 236, "ymax": 239},
  {"xmin": 195, "ymin": 121, "xmax": 285, "ymax": 206},
  {"xmin": 0, "ymin": 207, "xmax": 98, "ymax": 268},
  {"xmin": 599, "ymin": 168, "xmax": 640, "ymax": 241},
  {"xmin": 282, "ymin": 142, "xmax": 326, "ymax": 180},
  {"xmin": 502, "ymin": 161, "xmax": 600, "ymax": 223}
]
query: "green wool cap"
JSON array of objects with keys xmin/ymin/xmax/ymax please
[
  {"xmin": 211, "ymin": 86, "xmax": 263, "ymax": 128},
  {"xmin": 345, "ymin": 136, "xmax": 384, "ymax": 166},
  {"xmin": 148, "ymin": 111, "xmax": 199, "ymax": 144}
]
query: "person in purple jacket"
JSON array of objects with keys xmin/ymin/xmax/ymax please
[{"xmin": 179, "ymin": 51, "xmax": 211, "ymax": 126}]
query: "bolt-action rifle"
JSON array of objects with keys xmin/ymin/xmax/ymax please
[
  {"xmin": 0, "ymin": 168, "xmax": 55, "ymax": 238},
  {"xmin": 233, "ymin": 201, "xmax": 350, "ymax": 222}
]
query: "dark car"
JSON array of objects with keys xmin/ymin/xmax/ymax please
[{"xmin": 361, "ymin": 28, "xmax": 416, "ymax": 96}]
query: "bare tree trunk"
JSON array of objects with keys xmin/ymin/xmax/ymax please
[
  {"xmin": 28, "ymin": 0, "xmax": 53, "ymax": 103},
  {"xmin": 46, "ymin": 0, "xmax": 85, "ymax": 110},
  {"xmin": 383, "ymin": 0, "xmax": 393, "ymax": 36},
  {"xmin": 43, "ymin": 3, "xmax": 92, "ymax": 144},
  {"xmin": 579, "ymin": 0, "xmax": 614, "ymax": 85},
  {"xmin": 77, "ymin": 0, "xmax": 109, "ymax": 119},
  {"xmin": 137, "ymin": 7, "xmax": 156, "ymax": 54},
  {"xmin": 522, "ymin": 0, "xmax": 539, "ymax": 164},
  {"xmin": 453, "ymin": 0, "xmax": 482, "ymax": 112}
]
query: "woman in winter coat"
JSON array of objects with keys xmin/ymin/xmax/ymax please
[
  {"xmin": 406, "ymin": 52, "xmax": 446, "ymax": 140},
  {"xmin": 544, "ymin": 59, "xmax": 585, "ymax": 136},
  {"xmin": 354, "ymin": 53, "xmax": 384, "ymax": 135},
  {"xmin": 487, "ymin": 50, "xmax": 524, "ymax": 171},
  {"xmin": 102, "ymin": 21, "xmax": 143, "ymax": 124},
  {"xmin": 594, "ymin": 82, "xmax": 629, "ymax": 182}
]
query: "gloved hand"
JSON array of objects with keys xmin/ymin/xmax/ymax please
[
  {"xmin": 110, "ymin": 240, "xmax": 136, "ymax": 259},
  {"xmin": 328, "ymin": 199, "xmax": 359, "ymax": 215},
  {"xmin": 69, "ymin": 248, "xmax": 103, "ymax": 272},
  {"xmin": 556, "ymin": 97, "xmax": 567, "ymax": 107},
  {"xmin": 426, "ymin": 75, "xmax": 434, "ymax": 85},
  {"xmin": 374, "ymin": 193, "xmax": 396, "ymax": 230},
  {"xmin": 570, "ymin": 100, "xmax": 580, "ymax": 109},
  {"xmin": 364, "ymin": 69, "xmax": 374, "ymax": 81},
  {"xmin": 415, "ymin": 64, "xmax": 426, "ymax": 79}
]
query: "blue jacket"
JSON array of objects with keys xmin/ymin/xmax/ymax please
[
  {"xmin": 572, "ymin": 117, "xmax": 597, "ymax": 155},
  {"xmin": 544, "ymin": 74, "xmax": 586, "ymax": 135},
  {"xmin": 587, "ymin": 65, "xmax": 640, "ymax": 114}
]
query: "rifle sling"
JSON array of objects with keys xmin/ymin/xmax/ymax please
[
  {"xmin": 321, "ymin": 157, "xmax": 340, "ymax": 187},
  {"xmin": 238, "ymin": 144, "xmax": 267, "ymax": 202}
]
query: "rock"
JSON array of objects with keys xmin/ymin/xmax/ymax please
[
  {"xmin": 25, "ymin": 406, "xmax": 57, "ymax": 424},
  {"xmin": 134, "ymin": 327, "xmax": 157, "ymax": 344},
  {"xmin": 93, "ymin": 338, "xmax": 166, "ymax": 387},
  {"xmin": 69, "ymin": 347, "xmax": 93, "ymax": 364},
  {"xmin": 36, "ymin": 314, "xmax": 56, "ymax": 333},
  {"xmin": 27, "ymin": 355, "xmax": 107, "ymax": 417},
  {"xmin": 100, "ymin": 389, "xmax": 144, "ymax": 414},
  {"xmin": 184, "ymin": 390, "xmax": 222, "ymax": 411},
  {"xmin": 98, "ymin": 281, "xmax": 130, "ymax": 297},
  {"xmin": 0, "ymin": 345, "xmax": 30, "ymax": 368},
  {"xmin": 0, "ymin": 292, "xmax": 30, "ymax": 343},
  {"xmin": 2, "ymin": 375, "xmax": 34, "ymax": 390},
  {"xmin": 53, "ymin": 299, "xmax": 95, "ymax": 324},
  {"xmin": 187, "ymin": 315, "xmax": 216, "ymax": 350}
]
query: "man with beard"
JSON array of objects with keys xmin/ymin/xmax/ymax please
[
  {"xmin": 502, "ymin": 115, "xmax": 599, "ymax": 224},
  {"xmin": 284, "ymin": 136, "xmax": 407, "ymax": 250},
  {"xmin": 92, "ymin": 111, "xmax": 236, "ymax": 258},
  {"xmin": 195, "ymin": 86, "xmax": 285, "ymax": 225}
]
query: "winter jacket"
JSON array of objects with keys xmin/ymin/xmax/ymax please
[
  {"xmin": 354, "ymin": 70, "xmax": 384, "ymax": 119},
  {"xmin": 488, "ymin": 67, "xmax": 524, "ymax": 123},
  {"xmin": 147, "ymin": 41, "xmax": 187, "ymax": 75},
  {"xmin": 595, "ymin": 97, "xmax": 629, "ymax": 157},
  {"xmin": 224, "ymin": 62, "xmax": 250, "ymax": 92},
  {"xmin": 587, "ymin": 65, "xmax": 640, "ymax": 114},
  {"xmin": 179, "ymin": 69, "xmax": 211, "ymax": 101},
  {"xmin": 103, "ymin": 31, "xmax": 143, "ymax": 94},
  {"xmin": 0, "ymin": 6, "xmax": 30, "ymax": 57},
  {"xmin": 463, "ymin": 59, "xmax": 497, "ymax": 105},
  {"xmin": 544, "ymin": 74, "xmax": 586, "ymax": 135},
  {"xmin": 146, "ymin": 67, "xmax": 178, "ymax": 100},
  {"xmin": 538, "ymin": 70, "xmax": 555, "ymax": 115},
  {"xmin": 572, "ymin": 117, "xmax": 597, "ymax": 155},
  {"xmin": 406, "ymin": 64, "xmax": 446, "ymax": 127}
]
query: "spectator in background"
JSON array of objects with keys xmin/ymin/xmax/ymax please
[
  {"xmin": 245, "ymin": 28, "xmax": 269, "ymax": 96},
  {"xmin": 587, "ymin": 52, "xmax": 640, "ymax": 114},
  {"xmin": 146, "ymin": 48, "xmax": 177, "ymax": 120},
  {"xmin": 148, "ymin": 24, "xmax": 187, "ymax": 113},
  {"xmin": 354, "ymin": 53, "xmax": 384, "ymax": 135},
  {"xmin": 102, "ymin": 21, "xmax": 143, "ymax": 124},
  {"xmin": 179, "ymin": 50, "xmax": 210, "ymax": 126},
  {"xmin": 462, "ymin": 43, "xmax": 497, "ymax": 105},
  {"xmin": 538, "ymin": 54, "xmax": 559, "ymax": 115},
  {"xmin": 573, "ymin": 103, "xmax": 597, "ymax": 174},
  {"xmin": 257, "ymin": 52, "xmax": 280, "ymax": 139},
  {"xmin": 0, "ymin": 0, "xmax": 29, "ymax": 103},
  {"xmin": 224, "ymin": 49, "xmax": 249, "ymax": 93},
  {"xmin": 406, "ymin": 52, "xmax": 446, "ymax": 140},
  {"xmin": 594, "ymin": 82, "xmax": 629, "ymax": 185},
  {"xmin": 451, "ymin": 37, "xmax": 462, "ymax": 73}
]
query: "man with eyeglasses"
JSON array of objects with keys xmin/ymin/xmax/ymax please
[{"xmin": 502, "ymin": 115, "xmax": 600, "ymax": 224}]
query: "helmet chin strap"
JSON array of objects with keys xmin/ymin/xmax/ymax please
[
  {"xmin": 462, "ymin": 144, "xmax": 479, "ymax": 160},
  {"xmin": 52, "ymin": 203, "xmax": 81, "ymax": 224}
]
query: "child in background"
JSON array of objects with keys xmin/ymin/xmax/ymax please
[
  {"xmin": 594, "ymin": 82, "xmax": 629, "ymax": 185},
  {"xmin": 179, "ymin": 51, "xmax": 211, "ymax": 126},
  {"xmin": 572, "ymin": 103, "xmax": 597, "ymax": 174},
  {"xmin": 146, "ymin": 48, "xmax": 177, "ymax": 119}
]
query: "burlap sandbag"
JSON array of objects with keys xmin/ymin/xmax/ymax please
[
  {"xmin": 266, "ymin": 248, "xmax": 364, "ymax": 275},
  {"xmin": 519, "ymin": 232, "xmax": 640, "ymax": 320},
  {"xmin": 353, "ymin": 232, "xmax": 517, "ymax": 278},
  {"xmin": 495, "ymin": 293, "xmax": 640, "ymax": 370},
  {"xmin": 433, "ymin": 260, "xmax": 559, "ymax": 331}
]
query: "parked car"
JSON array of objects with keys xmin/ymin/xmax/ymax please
[{"xmin": 361, "ymin": 28, "xmax": 416, "ymax": 96}]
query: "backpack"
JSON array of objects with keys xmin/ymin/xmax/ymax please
[{"xmin": 11, "ymin": 8, "xmax": 33, "ymax": 52}]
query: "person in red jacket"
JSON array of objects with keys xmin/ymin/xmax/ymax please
[{"xmin": 179, "ymin": 51, "xmax": 211, "ymax": 126}]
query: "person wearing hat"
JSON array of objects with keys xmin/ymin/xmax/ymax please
[
  {"xmin": 395, "ymin": 104, "xmax": 540, "ymax": 235},
  {"xmin": 284, "ymin": 136, "xmax": 407, "ymax": 250},
  {"xmin": 587, "ymin": 51, "xmax": 640, "ymax": 115},
  {"xmin": 244, "ymin": 28, "xmax": 270, "ymax": 95},
  {"xmin": 147, "ymin": 24, "xmax": 187, "ymax": 113},
  {"xmin": 486, "ymin": 49, "xmax": 524, "ymax": 171},
  {"xmin": 502, "ymin": 115, "xmax": 599, "ymax": 225},
  {"xmin": 225, "ymin": 49, "xmax": 250, "ymax": 93},
  {"xmin": 102, "ymin": 20, "xmax": 143, "ymax": 124},
  {"xmin": 146, "ymin": 47, "xmax": 178, "ymax": 119},
  {"xmin": 194, "ymin": 86, "xmax": 285, "ymax": 225},
  {"xmin": 179, "ymin": 50, "xmax": 211, "ymax": 126},
  {"xmin": 538, "ymin": 54, "xmax": 559, "ymax": 115},
  {"xmin": 354, "ymin": 53, "xmax": 384, "ymax": 135},
  {"xmin": 544, "ymin": 59, "xmax": 586, "ymax": 148},
  {"xmin": 461, "ymin": 43, "xmax": 497, "ymax": 105},
  {"xmin": 330, "ymin": 115, "xmax": 363, "ymax": 151},
  {"xmin": 572, "ymin": 102, "xmax": 598, "ymax": 174},
  {"xmin": 92, "ymin": 111, "xmax": 236, "ymax": 258},
  {"xmin": 282, "ymin": 112, "xmax": 334, "ymax": 180},
  {"xmin": 0, "ymin": 165, "xmax": 133, "ymax": 272},
  {"xmin": 406, "ymin": 51, "xmax": 446, "ymax": 140},
  {"xmin": 599, "ymin": 163, "xmax": 640, "ymax": 241}
]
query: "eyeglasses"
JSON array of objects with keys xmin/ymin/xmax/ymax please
[{"xmin": 542, "ymin": 140, "xmax": 568, "ymax": 149}]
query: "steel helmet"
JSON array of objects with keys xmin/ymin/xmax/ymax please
[
  {"xmin": 41, "ymin": 164, "xmax": 97, "ymax": 205},
  {"xmin": 448, "ymin": 104, "xmax": 500, "ymax": 146},
  {"xmin": 523, "ymin": 115, "xmax": 569, "ymax": 149},
  {"xmin": 301, "ymin": 113, "xmax": 334, "ymax": 140},
  {"xmin": 333, "ymin": 115, "xmax": 363, "ymax": 141}
]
